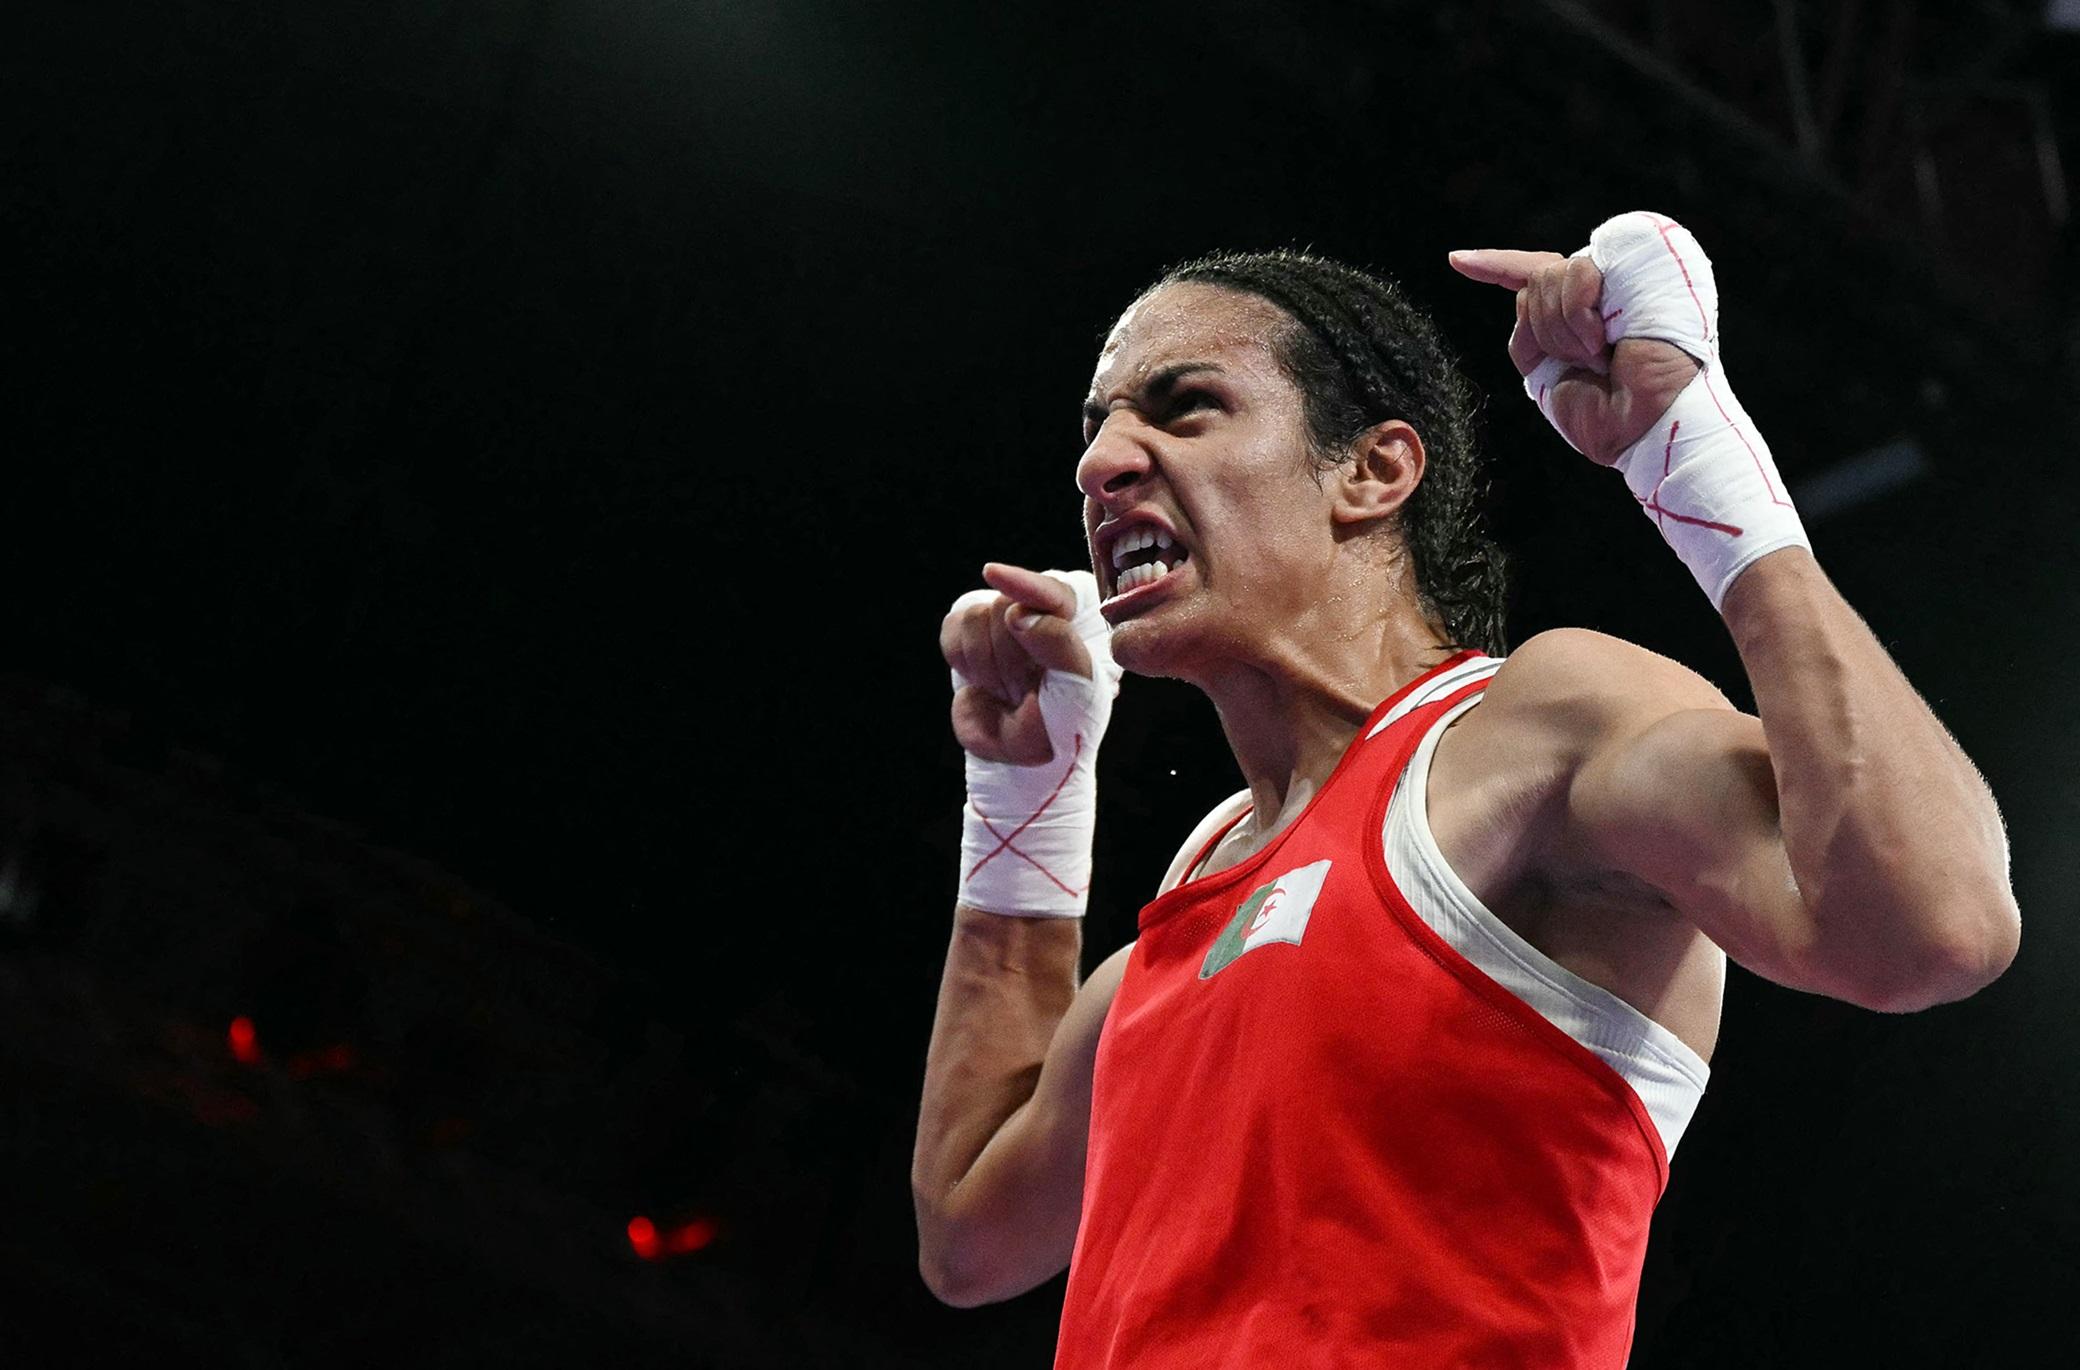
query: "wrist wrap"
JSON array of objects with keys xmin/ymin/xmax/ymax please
[
  {"xmin": 1525, "ymin": 212, "xmax": 1812, "ymax": 610},
  {"xmin": 951, "ymin": 570, "xmax": 1121, "ymax": 917}
]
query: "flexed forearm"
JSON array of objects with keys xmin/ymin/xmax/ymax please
[
  {"xmin": 912, "ymin": 907, "xmax": 1081, "ymax": 1238},
  {"xmin": 1720, "ymin": 548, "xmax": 2019, "ymax": 1006}
]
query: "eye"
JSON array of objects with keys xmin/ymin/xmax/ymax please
[{"xmin": 1170, "ymin": 389, "xmax": 1220, "ymax": 418}]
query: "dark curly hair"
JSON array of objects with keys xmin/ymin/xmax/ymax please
[{"xmin": 1143, "ymin": 248, "xmax": 1509, "ymax": 656}]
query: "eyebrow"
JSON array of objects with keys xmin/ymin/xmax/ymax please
[{"xmin": 1082, "ymin": 360, "xmax": 1227, "ymax": 430}]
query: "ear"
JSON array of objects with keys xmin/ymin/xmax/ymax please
[{"xmin": 1329, "ymin": 420, "xmax": 1426, "ymax": 529}]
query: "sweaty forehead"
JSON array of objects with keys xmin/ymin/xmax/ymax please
[{"xmin": 1089, "ymin": 281, "xmax": 1292, "ymax": 395}]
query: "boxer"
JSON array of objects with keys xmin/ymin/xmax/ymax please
[{"xmin": 915, "ymin": 214, "xmax": 2019, "ymax": 1367}]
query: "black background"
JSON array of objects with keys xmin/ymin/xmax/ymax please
[{"xmin": 5, "ymin": 1, "xmax": 2078, "ymax": 1365}]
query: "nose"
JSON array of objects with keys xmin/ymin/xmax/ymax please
[{"xmin": 1075, "ymin": 413, "xmax": 1152, "ymax": 504}]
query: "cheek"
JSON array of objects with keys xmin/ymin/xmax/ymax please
[
  {"xmin": 1219, "ymin": 503, "xmax": 1332, "ymax": 602},
  {"xmin": 1212, "ymin": 472, "xmax": 1317, "ymax": 546}
]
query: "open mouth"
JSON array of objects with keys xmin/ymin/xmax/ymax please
[{"xmin": 1106, "ymin": 525, "xmax": 1190, "ymax": 602}]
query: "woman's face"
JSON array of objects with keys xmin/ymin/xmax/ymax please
[{"xmin": 1077, "ymin": 281, "xmax": 1344, "ymax": 680}]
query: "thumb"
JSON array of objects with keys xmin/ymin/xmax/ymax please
[
  {"xmin": 1004, "ymin": 599, "xmax": 1094, "ymax": 679},
  {"xmin": 981, "ymin": 563, "xmax": 1095, "ymax": 680}
]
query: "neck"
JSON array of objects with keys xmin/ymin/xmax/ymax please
[{"xmin": 1196, "ymin": 568, "xmax": 1458, "ymax": 839}]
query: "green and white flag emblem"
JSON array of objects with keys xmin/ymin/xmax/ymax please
[{"xmin": 1198, "ymin": 859, "xmax": 1333, "ymax": 979}]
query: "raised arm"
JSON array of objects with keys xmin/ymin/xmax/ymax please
[
  {"xmin": 1454, "ymin": 214, "xmax": 2019, "ymax": 1012},
  {"xmin": 914, "ymin": 564, "xmax": 1124, "ymax": 1305}
]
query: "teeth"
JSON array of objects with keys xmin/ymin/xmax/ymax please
[
  {"xmin": 1106, "ymin": 525, "xmax": 1170, "ymax": 570},
  {"xmin": 1109, "ymin": 559, "xmax": 1172, "ymax": 598}
]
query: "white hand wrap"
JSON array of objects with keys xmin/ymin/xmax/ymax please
[
  {"xmin": 950, "ymin": 570, "xmax": 1122, "ymax": 917},
  {"xmin": 1524, "ymin": 211, "xmax": 1811, "ymax": 610}
]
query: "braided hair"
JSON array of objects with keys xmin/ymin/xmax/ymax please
[{"xmin": 1147, "ymin": 249, "xmax": 1509, "ymax": 656}]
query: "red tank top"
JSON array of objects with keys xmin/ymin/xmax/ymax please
[{"xmin": 1054, "ymin": 651, "xmax": 1669, "ymax": 1369}]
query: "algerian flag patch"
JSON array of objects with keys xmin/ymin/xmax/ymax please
[{"xmin": 1198, "ymin": 859, "xmax": 1333, "ymax": 979}]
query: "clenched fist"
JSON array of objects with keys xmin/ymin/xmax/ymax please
[
  {"xmin": 944, "ymin": 565, "xmax": 1120, "ymax": 916},
  {"xmin": 1451, "ymin": 212, "xmax": 1810, "ymax": 611},
  {"xmin": 941, "ymin": 563, "xmax": 1105, "ymax": 766},
  {"xmin": 1448, "ymin": 246, "xmax": 1702, "ymax": 466}
]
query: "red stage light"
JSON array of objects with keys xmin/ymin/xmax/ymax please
[
  {"xmin": 227, "ymin": 1015, "xmax": 261, "ymax": 1065},
  {"xmin": 627, "ymin": 1214, "xmax": 714, "ymax": 1260},
  {"xmin": 664, "ymin": 1217, "xmax": 717, "ymax": 1254}
]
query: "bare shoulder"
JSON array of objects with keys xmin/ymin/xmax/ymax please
[
  {"xmin": 1477, "ymin": 627, "xmax": 1737, "ymax": 751},
  {"xmin": 1430, "ymin": 630, "xmax": 1740, "ymax": 902}
]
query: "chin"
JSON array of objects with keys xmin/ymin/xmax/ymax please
[{"xmin": 1106, "ymin": 608, "xmax": 1212, "ymax": 682}]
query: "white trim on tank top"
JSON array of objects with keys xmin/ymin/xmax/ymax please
[
  {"xmin": 1366, "ymin": 653, "xmax": 1510, "ymax": 739},
  {"xmin": 1384, "ymin": 685, "xmax": 1711, "ymax": 1160}
]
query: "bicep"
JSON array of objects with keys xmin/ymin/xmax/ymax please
[{"xmin": 1570, "ymin": 705, "xmax": 1846, "ymax": 997}]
